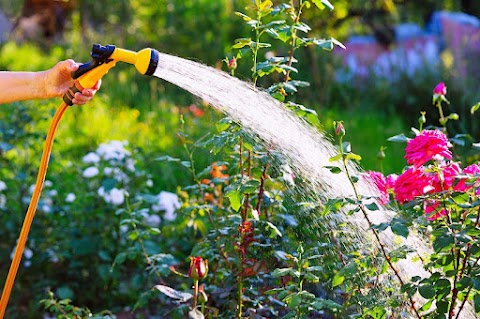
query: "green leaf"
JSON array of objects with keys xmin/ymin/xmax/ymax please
[
  {"xmin": 365, "ymin": 202, "xmax": 380, "ymax": 211},
  {"xmin": 345, "ymin": 153, "xmax": 362, "ymax": 162},
  {"xmin": 331, "ymin": 37, "xmax": 346, "ymax": 49},
  {"xmin": 314, "ymin": 38, "xmax": 334, "ymax": 50},
  {"xmin": 155, "ymin": 285, "xmax": 193, "ymax": 302},
  {"xmin": 391, "ymin": 222, "xmax": 409, "ymax": 238},
  {"xmin": 102, "ymin": 178, "xmax": 117, "ymax": 192},
  {"xmin": 420, "ymin": 299, "xmax": 434, "ymax": 312},
  {"xmin": 418, "ymin": 284, "xmax": 435, "ymax": 299},
  {"xmin": 272, "ymin": 268, "xmax": 293, "ymax": 277},
  {"xmin": 271, "ymin": 92, "xmax": 285, "ymax": 102},
  {"xmin": 471, "ymin": 102, "xmax": 480, "ymax": 114},
  {"xmin": 241, "ymin": 179, "xmax": 261, "ymax": 193},
  {"xmin": 312, "ymin": 0, "xmax": 334, "ymax": 10},
  {"xmin": 232, "ymin": 38, "xmax": 252, "ymax": 49},
  {"xmin": 225, "ymin": 189, "xmax": 242, "ymax": 211},
  {"xmin": 293, "ymin": 22, "xmax": 311, "ymax": 33},
  {"xmin": 387, "ymin": 134, "xmax": 408, "ymax": 143},
  {"xmin": 433, "ymin": 235, "xmax": 454, "ymax": 253},
  {"xmin": 332, "ymin": 273, "xmax": 344, "ymax": 287},
  {"xmin": 474, "ymin": 293, "xmax": 480, "ymax": 313},
  {"xmin": 329, "ymin": 154, "xmax": 342, "ymax": 162},
  {"xmin": 266, "ymin": 221, "xmax": 283, "ymax": 237},
  {"xmin": 285, "ymin": 293, "xmax": 302, "ymax": 308},
  {"xmin": 189, "ymin": 309, "xmax": 205, "ymax": 319},
  {"xmin": 235, "ymin": 12, "xmax": 252, "ymax": 21}
]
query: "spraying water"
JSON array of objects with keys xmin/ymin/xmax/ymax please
[{"xmin": 153, "ymin": 53, "xmax": 475, "ymax": 318}]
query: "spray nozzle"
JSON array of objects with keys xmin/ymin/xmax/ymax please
[{"xmin": 63, "ymin": 43, "xmax": 159, "ymax": 105}]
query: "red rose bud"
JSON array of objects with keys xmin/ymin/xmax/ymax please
[
  {"xmin": 334, "ymin": 121, "xmax": 345, "ymax": 136},
  {"xmin": 433, "ymin": 82, "xmax": 447, "ymax": 96},
  {"xmin": 188, "ymin": 256, "xmax": 208, "ymax": 281},
  {"xmin": 228, "ymin": 58, "xmax": 237, "ymax": 70}
]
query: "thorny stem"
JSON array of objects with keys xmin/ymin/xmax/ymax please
[
  {"xmin": 237, "ymin": 278, "xmax": 243, "ymax": 318},
  {"xmin": 284, "ymin": 0, "xmax": 305, "ymax": 84},
  {"xmin": 252, "ymin": 5, "xmax": 263, "ymax": 86},
  {"xmin": 180, "ymin": 118, "xmax": 219, "ymax": 229},
  {"xmin": 192, "ymin": 279, "xmax": 199, "ymax": 310},
  {"xmin": 436, "ymin": 100, "xmax": 447, "ymax": 128},
  {"xmin": 339, "ymin": 137, "xmax": 422, "ymax": 319},
  {"xmin": 255, "ymin": 163, "xmax": 269, "ymax": 214},
  {"xmin": 454, "ymin": 206, "xmax": 480, "ymax": 318}
]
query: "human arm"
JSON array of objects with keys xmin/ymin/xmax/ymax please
[{"xmin": 0, "ymin": 59, "xmax": 100, "ymax": 105}]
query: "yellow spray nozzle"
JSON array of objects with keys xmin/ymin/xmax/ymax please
[{"xmin": 63, "ymin": 44, "xmax": 159, "ymax": 106}]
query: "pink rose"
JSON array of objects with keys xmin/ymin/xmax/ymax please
[
  {"xmin": 363, "ymin": 171, "xmax": 389, "ymax": 205},
  {"xmin": 393, "ymin": 167, "xmax": 433, "ymax": 203},
  {"xmin": 433, "ymin": 82, "xmax": 447, "ymax": 96},
  {"xmin": 405, "ymin": 130, "xmax": 452, "ymax": 168},
  {"xmin": 430, "ymin": 162, "xmax": 461, "ymax": 192}
]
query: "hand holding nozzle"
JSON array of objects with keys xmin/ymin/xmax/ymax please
[{"xmin": 63, "ymin": 44, "xmax": 159, "ymax": 106}]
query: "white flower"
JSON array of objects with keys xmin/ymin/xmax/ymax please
[
  {"xmin": 99, "ymin": 187, "xmax": 125, "ymax": 206},
  {"xmin": 24, "ymin": 248, "xmax": 33, "ymax": 259},
  {"xmin": 83, "ymin": 166, "xmax": 99, "ymax": 178},
  {"xmin": 126, "ymin": 158, "xmax": 136, "ymax": 172},
  {"xmin": 152, "ymin": 191, "xmax": 180, "ymax": 221},
  {"xmin": 65, "ymin": 193, "xmax": 76, "ymax": 203},
  {"xmin": 96, "ymin": 141, "xmax": 130, "ymax": 161},
  {"xmin": 145, "ymin": 214, "xmax": 161, "ymax": 227},
  {"xmin": 44, "ymin": 180, "xmax": 53, "ymax": 187},
  {"xmin": 109, "ymin": 188, "xmax": 125, "ymax": 205},
  {"xmin": 82, "ymin": 152, "xmax": 100, "ymax": 164},
  {"xmin": 29, "ymin": 184, "xmax": 36, "ymax": 194},
  {"xmin": 120, "ymin": 225, "xmax": 129, "ymax": 234},
  {"xmin": 146, "ymin": 179, "xmax": 154, "ymax": 187},
  {"xmin": 48, "ymin": 189, "xmax": 58, "ymax": 197},
  {"xmin": 0, "ymin": 180, "xmax": 7, "ymax": 192}
]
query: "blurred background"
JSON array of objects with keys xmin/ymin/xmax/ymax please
[{"xmin": 1, "ymin": 1, "xmax": 480, "ymax": 318}]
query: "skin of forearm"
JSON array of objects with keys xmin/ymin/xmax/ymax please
[{"xmin": 0, "ymin": 71, "xmax": 52, "ymax": 103}]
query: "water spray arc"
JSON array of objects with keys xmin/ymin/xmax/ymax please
[{"xmin": 0, "ymin": 44, "xmax": 159, "ymax": 319}]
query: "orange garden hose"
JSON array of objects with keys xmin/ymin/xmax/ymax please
[{"xmin": 0, "ymin": 102, "xmax": 69, "ymax": 318}]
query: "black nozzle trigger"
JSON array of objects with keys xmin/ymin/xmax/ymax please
[{"xmin": 71, "ymin": 44, "xmax": 116, "ymax": 79}]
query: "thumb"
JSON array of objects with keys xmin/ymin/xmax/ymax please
[{"xmin": 62, "ymin": 59, "xmax": 79, "ymax": 73}]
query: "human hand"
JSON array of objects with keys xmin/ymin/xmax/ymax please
[{"xmin": 43, "ymin": 59, "xmax": 101, "ymax": 105}]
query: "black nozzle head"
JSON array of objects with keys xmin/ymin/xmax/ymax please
[{"xmin": 145, "ymin": 49, "xmax": 159, "ymax": 76}]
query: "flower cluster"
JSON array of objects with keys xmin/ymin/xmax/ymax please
[
  {"xmin": 81, "ymin": 141, "xmax": 135, "ymax": 206},
  {"xmin": 365, "ymin": 129, "xmax": 480, "ymax": 221}
]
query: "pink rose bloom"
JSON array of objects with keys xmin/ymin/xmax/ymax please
[
  {"xmin": 363, "ymin": 171, "xmax": 389, "ymax": 205},
  {"xmin": 431, "ymin": 162, "xmax": 461, "ymax": 192},
  {"xmin": 424, "ymin": 199, "xmax": 448, "ymax": 221},
  {"xmin": 454, "ymin": 163, "xmax": 480, "ymax": 194},
  {"xmin": 393, "ymin": 167, "xmax": 433, "ymax": 203},
  {"xmin": 405, "ymin": 130, "xmax": 452, "ymax": 168},
  {"xmin": 386, "ymin": 174, "xmax": 398, "ymax": 191},
  {"xmin": 433, "ymin": 82, "xmax": 447, "ymax": 96}
]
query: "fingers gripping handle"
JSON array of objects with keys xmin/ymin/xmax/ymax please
[{"xmin": 63, "ymin": 44, "xmax": 117, "ymax": 106}]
